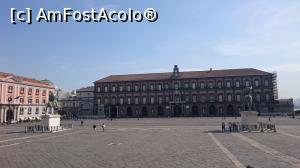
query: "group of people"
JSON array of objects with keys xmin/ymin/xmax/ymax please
[
  {"xmin": 80, "ymin": 120, "xmax": 106, "ymax": 132},
  {"xmin": 222, "ymin": 122, "xmax": 239, "ymax": 133}
]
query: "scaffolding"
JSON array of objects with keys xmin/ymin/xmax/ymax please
[{"xmin": 272, "ymin": 73, "xmax": 278, "ymax": 100}]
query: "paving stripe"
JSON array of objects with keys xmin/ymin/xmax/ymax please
[
  {"xmin": 0, "ymin": 134, "xmax": 44, "ymax": 143},
  {"xmin": 0, "ymin": 130, "xmax": 82, "ymax": 148},
  {"xmin": 233, "ymin": 133, "xmax": 300, "ymax": 167},
  {"xmin": 208, "ymin": 133, "xmax": 245, "ymax": 168},
  {"xmin": 278, "ymin": 131, "xmax": 300, "ymax": 139}
]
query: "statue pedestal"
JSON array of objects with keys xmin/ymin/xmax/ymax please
[
  {"xmin": 41, "ymin": 114, "xmax": 61, "ymax": 127},
  {"xmin": 240, "ymin": 111, "xmax": 258, "ymax": 126}
]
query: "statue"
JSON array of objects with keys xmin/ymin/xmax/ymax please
[
  {"xmin": 46, "ymin": 91, "xmax": 59, "ymax": 114},
  {"xmin": 244, "ymin": 86, "xmax": 253, "ymax": 111}
]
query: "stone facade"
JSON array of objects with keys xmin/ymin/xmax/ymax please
[
  {"xmin": 0, "ymin": 72, "xmax": 54, "ymax": 123},
  {"xmin": 94, "ymin": 66, "xmax": 280, "ymax": 118}
]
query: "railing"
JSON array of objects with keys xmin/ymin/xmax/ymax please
[
  {"xmin": 25, "ymin": 124, "xmax": 73, "ymax": 133},
  {"xmin": 221, "ymin": 122, "xmax": 276, "ymax": 133}
]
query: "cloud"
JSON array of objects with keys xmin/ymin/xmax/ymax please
[{"xmin": 215, "ymin": 0, "xmax": 300, "ymax": 58}]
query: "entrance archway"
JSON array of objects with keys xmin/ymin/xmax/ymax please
[
  {"xmin": 6, "ymin": 110, "xmax": 14, "ymax": 123},
  {"xmin": 192, "ymin": 105, "xmax": 199, "ymax": 116},
  {"xmin": 174, "ymin": 105, "xmax": 182, "ymax": 117},
  {"xmin": 209, "ymin": 105, "xmax": 216, "ymax": 116},
  {"xmin": 126, "ymin": 107, "xmax": 133, "ymax": 117},
  {"xmin": 158, "ymin": 106, "xmax": 164, "ymax": 117},
  {"xmin": 227, "ymin": 105, "xmax": 234, "ymax": 116},
  {"xmin": 142, "ymin": 106, "xmax": 147, "ymax": 117},
  {"xmin": 111, "ymin": 106, "xmax": 117, "ymax": 118}
]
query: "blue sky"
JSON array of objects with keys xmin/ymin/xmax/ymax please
[{"xmin": 0, "ymin": 0, "xmax": 299, "ymax": 99}]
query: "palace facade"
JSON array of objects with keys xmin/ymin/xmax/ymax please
[
  {"xmin": 0, "ymin": 72, "xmax": 55, "ymax": 123},
  {"xmin": 94, "ymin": 65, "xmax": 279, "ymax": 118}
]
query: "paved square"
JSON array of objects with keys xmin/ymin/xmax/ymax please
[{"xmin": 0, "ymin": 117, "xmax": 300, "ymax": 168}]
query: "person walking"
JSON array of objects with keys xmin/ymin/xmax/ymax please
[
  {"xmin": 229, "ymin": 122, "xmax": 232, "ymax": 133},
  {"xmin": 222, "ymin": 122, "xmax": 225, "ymax": 132},
  {"xmin": 81, "ymin": 120, "xmax": 83, "ymax": 126},
  {"xmin": 93, "ymin": 124, "xmax": 96, "ymax": 131},
  {"xmin": 102, "ymin": 123, "xmax": 106, "ymax": 132}
]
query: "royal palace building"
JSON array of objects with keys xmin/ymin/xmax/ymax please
[
  {"xmin": 94, "ymin": 65, "xmax": 280, "ymax": 118},
  {"xmin": 0, "ymin": 72, "xmax": 55, "ymax": 123}
]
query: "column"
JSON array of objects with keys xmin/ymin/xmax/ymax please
[
  {"xmin": 3, "ymin": 108, "xmax": 6, "ymax": 123},
  {"xmin": 0, "ymin": 108, "xmax": 3, "ymax": 123}
]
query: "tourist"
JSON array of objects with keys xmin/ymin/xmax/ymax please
[
  {"xmin": 81, "ymin": 120, "xmax": 83, "ymax": 126},
  {"xmin": 102, "ymin": 123, "xmax": 106, "ymax": 132},
  {"xmin": 228, "ymin": 122, "xmax": 232, "ymax": 133},
  {"xmin": 222, "ymin": 122, "xmax": 225, "ymax": 132},
  {"xmin": 93, "ymin": 124, "xmax": 96, "ymax": 131}
]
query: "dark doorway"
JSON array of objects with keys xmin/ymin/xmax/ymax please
[
  {"xmin": 227, "ymin": 105, "xmax": 234, "ymax": 116},
  {"xmin": 126, "ymin": 107, "xmax": 133, "ymax": 117},
  {"xmin": 142, "ymin": 106, "xmax": 148, "ymax": 117},
  {"xmin": 158, "ymin": 106, "xmax": 164, "ymax": 117},
  {"xmin": 6, "ymin": 110, "xmax": 14, "ymax": 123},
  {"xmin": 192, "ymin": 105, "xmax": 199, "ymax": 116},
  {"xmin": 174, "ymin": 105, "xmax": 182, "ymax": 117},
  {"xmin": 209, "ymin": 105, "xmax": 216, "ymax": 116},
  {"xmin": 111, "ymin": 106, "xmax": 117, "ymax": 118}
]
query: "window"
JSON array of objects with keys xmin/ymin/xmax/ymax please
[
  {"xmin": 35, "ymin": 99, "xmax": 39, "ymax": 104},
  {"xmin": 28, "ymin": 107, "xmax": 32, "ymax": 114},
  {"xmin": 209, "ymin": 95, "xmax": 214, "ymax": 102},
  {"xmin": 97, "ymin": 98, "xmax": 101, "ymax": 104},
  {"xmin": 217, "ymin": 81, "xmax": 222, "ymax": 88},
  {"xmin": 236, "ymin": 95, "xmax": 241, "ymax": 102},
  {"xmin": 20, "ymin": 87, "xmax": 25, "ymax": 94},
  {"xmin": 158, "ymin": 84, "xmax": 162, "ymax": 91},
  {"xmin": 174, "ymin": 83, "xmax": 179, "ymax": 90},
  {"xmin": 226, "ymin": 81, "xmax": 231, "ymax": 88},
  {"xmin": 28, "ymin": 88, "xmax": 32, "ymax": 95},
  {"xmin": 104, "ymin": 86, "xmax": 108, "ymax": 92},
  {"xmin": 166, "ymin": 96, "xmax": 169, "ymax": 102},
  {"xmin": 112, "ymin": 97, "xmax": 116, "ymax": 105},
  {"xmin": 150, "ymin": 84, "xmax": 154, "ymax": 91},
  {"xmin": 119, "ymin": 86, "xmax": 123, "ymax": 92},
  {"xmin": 184, "ymin": 83, "xmax": 189, "ymax": 89},
  {"xmin": 42, "ymin": 107, "xmax": 46, "ymax": 114},
  {"xmin": 20, "ymin": 98, "xmax": 24, "ymax": 104},
  {"xmin": 35, "ymin": 107, "xmax": 39, "ymax": 114},
  {"xmin": 35, "ymin": 89, "xmax": 40, "ymax": 95},
  {"xmin": 8, "ymin": 86, "xmax": 13, "ymax": 93},
  {"xmin": 236, "ymin": 81, "xmax": 240, "ymax": 87},
  {"xmin": 28, "ymin": 99, "xmax": 32, "ymax": 104},
  {"xmin": 142, "ymin": 97, "xmax": 147, "ymax": 104},
  {"xmin": 158, "ymin": 96, "xmax": 163, "ymax": 104},
  {"xmin": 134, "ymin": 85, "xmax": 139, "ymax": 92},
  {"xmin": 192, "ymin": 82, "xmax": 196, "ymax": 89},
  {"xmin": 104, "ymin": 98, "xmax": 108, "ymax": 104},
  {"xmin": 150, "ymin": 97, "xmax": 155, "ymax": 104},
  {"xmin": 192, "ymin": 95, "xmax": 197, "ymax": 103},
  {"xmin": 42, "ymin": 90, "xmax": 47, "ymax": 96},
  {"xmin": 209, "ymin": 81, "xmax": 213, "ymax": 88},
  {"xmin": 201, "ymin": 95, "xmax": 206, "ymax": 103},
  {"xmin": 256, "ymin": 94, "xmax": 261, "ymax": 102},
  {"xmin": 142, "ymin": 85, "xmax": 146, "ymax": 91},
  {"xmin": 127, "ymin": 97, "xmax": 131, "ymax": 105},
  {"xmin": 218, "ymin": 95, "xmax": 223, "ymax": 102},
  {"xmin": 20, "ymin": 108, "xmax": 24, "ymax": 115},
  {"xmin": 120, "ymin": 98, "xmax": 124, "ymax": 105},
  {"xmin": 264, "ymin": 80, "xmax": 269, "ymax": 86},
  {"xmin": 164, "ymin": 84, "xmax": 169, "ymax": 90},
  {"xmin": 245, "ymin": 80, "xmax": 250, "ymax": 87},
  {"xmin": 200, "ymin": 82, "xmax": 205, "ymax": 89},
  {"xmin": 227, "ymin": 94, "xmax": 232, "ymax": 102},
  {"xmin": 112, "ymin": 86, "xmax": 116, "ymax": 92},
  {"xmin": 97, "ymin": 87, "xmax": 101, "ymax": 92},
  {"xmin": 255, "ymin": 80, "xmax": 259, "ymax": 87},
  {"xmin": 135, "ymin": 97, "xmax": 139, "ymax": 104},
  {"xmin": 127, "ymin": 85, "xmax": 131, "ymax": 92}
]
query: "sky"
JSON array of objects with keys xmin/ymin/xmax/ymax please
[{"xmin": 0, "ymin": 0, "xmax": 299, "ymax": 99}]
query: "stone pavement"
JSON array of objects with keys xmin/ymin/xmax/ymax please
[{"xmin": 0, "ymin": 117, "xmax": 299, "ymax": 168}]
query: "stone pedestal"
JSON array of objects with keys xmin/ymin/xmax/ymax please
[
  {"xmin": 41, "ymin": 115, "xmax": 61, "ymax": 127},
  {"xmin": 240, "ymin": 111, "xmax": 258, "ymax": 125}
]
